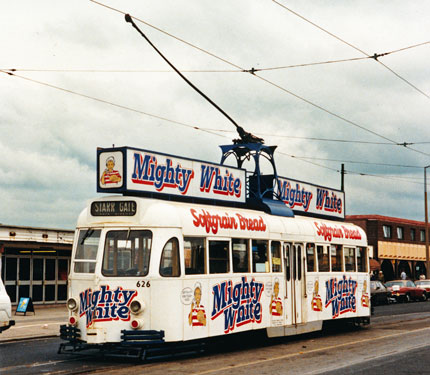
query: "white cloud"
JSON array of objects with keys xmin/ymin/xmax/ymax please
[{"xmin": 1, "ymin": 0, "xmax": 429, "ymax": 228}]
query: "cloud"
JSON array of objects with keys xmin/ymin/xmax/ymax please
[{"xmin": 1, "ymin": 0, "xmax": 429, "ymax": 228}]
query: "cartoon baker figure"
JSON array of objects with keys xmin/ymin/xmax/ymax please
[
  {"xmin": 100, "ymin": 156, "xmax": 122, "ymax": 185},
  {"xmin": 188, "ymin": 283, "xmax": 206, "ymax": 327},
  {"xmin": 361, "ymin": 280, "xmax": 370, "ymax": 308},
  {"xmin": 311, "ymin": 279, "xmax": 323, "ymax": 312},
  {"xmin": 269, "ymin": 279, "xmax": 283, "ymax": 317}
]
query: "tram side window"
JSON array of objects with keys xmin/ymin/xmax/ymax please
[
  {"xmin": 209, "ymin": 240, "xmax": 230, "ymax": 274},
  {"xmin": 331, "ymin": 244, "xmax": 343, "ymax": 272},
  {"xmin": 160, "ymin": 238, "xmax": 180, "ymax": 277},
  {"xmin": 271, "ymin": 241, "xmax": 282, "ymax": 272},
  {"xmin": 74, "ymin": 229, "xmax": 101, "ymax": 273},
  {"xmin": 357, "ymin": 247, "xmax": 368, "ymax": 272},
  {"xmin": 306, "ymin": 243, "xmax": 316, "ymax": 272},
  {"xmin": 252, "ymin": 240, "xmax": 269, "ymax": 273},
  {"xmin": 285, "ymin": 244, "xmax": 291, "ymax": 281},
  {"xmin": 232, "ymin": 239, "xmax": 250, "ymax": 273},
  {"xmin": 317, "ymin": 245, "xmax": 329, "ymax": 272},
  {"xmin": 184, "ymin": 237, "xmax": 206, "ymax": 275},
  {"xmin": 344, "ymin": 247, "xmax": 356, "ymax": 272},
  {"xmin": 102, "ymin": 230, "xmax": 152, "ymax": 277}
]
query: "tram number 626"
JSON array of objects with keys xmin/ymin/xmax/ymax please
[{"xmin": 136, "ymin": 280, "xmax": 150, "ymax": 288}]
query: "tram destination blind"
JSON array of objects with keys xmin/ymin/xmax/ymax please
[{"xmin": 91, "ymin": 201, "xmax": 137, "ymax": 216}]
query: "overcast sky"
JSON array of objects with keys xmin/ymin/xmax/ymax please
[{"xmin": 1, "ymin": 0, "xmax": 429, "ymax": 229}]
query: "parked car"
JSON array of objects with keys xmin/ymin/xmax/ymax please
[
  {"xmin": 385, "ymin": 280, "xmax": 427, "ymax": 302},
  {"xmin": 370, "ymin": 280, "xmax": 391, "ymax": 305},
  {"xmin": 415, "ymin": 279, "xmax": 430, "ymax": 293},
  {"xmin": 0, "ymin": 278, "xmax": 15, "ymax": 333}
]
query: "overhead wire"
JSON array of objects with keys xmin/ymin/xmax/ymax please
[
  {"xmin": 3, "ymin": 40, "xmax": 428, "ymax": 74},
  {"xmin": 190, "ymin": 128, "xmax": 430, "ymax": 146},
  {"xmin": 272, "ymin": 0, "xmax": 430, "ymax": 101},
  {"xmin": 4, "ymin": 68, "xmax": 420, "ymax": 180},
  {"xmin": 284, "ymin": 155, "xmax": 423, "ymax": 169},
  {"xmin": 278, "ymin": 151, "xmax": 423, "ymax": 185},
  {"xmin": 0, "ymin": 68, "xmax": 241, "ymax": 73},
  {"xmin": 88, "ymin": 1, "xmax": 430, "ymax": 158},
  {"xmin": 0, "ymin": 69, "xmax": 226, "ymax": 139},
  {"xmin": 3, "ymin": 67, "xmax": 421, "ymax": 186}
]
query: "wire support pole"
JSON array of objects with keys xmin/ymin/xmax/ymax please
[{"xmin": 425, "ymin": 165, "xmax": 430, "ymax": 279}]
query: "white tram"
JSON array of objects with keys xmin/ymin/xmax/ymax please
[{"xmin": 62, "ymin": 195, "xmax": 369, "ymax": 351}]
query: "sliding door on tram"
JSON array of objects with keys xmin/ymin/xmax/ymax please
[{"xmin": 284, "ymin": 243, "xmax": 304, "ymax": 325}]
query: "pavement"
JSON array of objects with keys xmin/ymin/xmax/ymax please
[{"xmin": 0, "ymin": 304, "xmax": 68, "ymax": 342}]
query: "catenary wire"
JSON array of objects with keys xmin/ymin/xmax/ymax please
[
  {"xmin": 0, "ymin": 70, "xmax": 226, "ymax": 139},
  {"xmin": 4, "ymin": 69, "xmax": 420, "ymax": 178},
  {"xmin": 3, "ymin": 65, "xmax": 420, "ymax": 185},
  {"xmin": 272, "ymin": 0, "xmax": 430, "ymax": 100},
  {"xmin": 285, "ymin": 155, "xmax": 423, "ymax": 169},
  {"xmin": 201, "ymin": 129, "xmax": 430, "ymax": 146},
  {"xmin": 88, "ymin": 1, "xmax": 430, "ymax": 158},
  {"xmin": 3, "ymin": 40, "xmax": 428, "ymax": 74}
]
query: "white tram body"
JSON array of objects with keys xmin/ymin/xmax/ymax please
[{"xmin": 65, "ymin": 195, "xmax": 369, "ymax": 346}]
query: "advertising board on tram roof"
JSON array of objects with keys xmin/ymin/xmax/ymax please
[
  {"xmin": 278, "ymin": 176, "xmax": 345, "ymax": 219},
  {"xmin": 97, "ymin": 147, "xmax": 247, "ymax": 204}
]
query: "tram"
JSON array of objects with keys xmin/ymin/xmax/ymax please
[{"xmin": 60, "ymin": 145, "xmax": 370, "ymax": 357}]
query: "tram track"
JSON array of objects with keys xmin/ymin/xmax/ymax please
[
  {"xmin": 2, "ymin": 305, "xmax": 430, "ymax": 375},
  {"xmin": 78, "ymin": 310, "xmax": 430, "ymax": 375}
]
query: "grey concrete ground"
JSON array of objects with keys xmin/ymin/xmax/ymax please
[{"xmin": 0, "ymin": 304, "xmax": 67, "ymax": 342}]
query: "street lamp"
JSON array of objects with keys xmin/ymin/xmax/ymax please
[{"xmin": 425, "ymin": 165, "xmax": 430, "ymax": 279}]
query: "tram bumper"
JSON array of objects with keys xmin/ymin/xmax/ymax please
[
  {"xmin": 60, "ymin": 324, "xmax": 81, "ymax": 341},
  {"xmin": 121, "ymin": 329, "xmax": 165, "ymax": 346}
]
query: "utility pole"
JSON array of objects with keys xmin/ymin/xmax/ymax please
[
  {"xmin": 341, "ymin": 164, "xmax": 345, "ymax": 192},
  {"xmin": 425, "ymin": 166, "xmax": 430, "ymax": 278}
]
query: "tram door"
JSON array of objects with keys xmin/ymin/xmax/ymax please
[{"xmin": 284, "ymin": 243, "xmax": 304, "ymax": 325}]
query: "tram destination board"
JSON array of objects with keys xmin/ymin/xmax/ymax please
[{"xmin": 91, "ymin": 200, "xmax": 137, "ymax": 216}]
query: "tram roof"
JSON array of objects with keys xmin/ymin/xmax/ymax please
[{"xmin": 77, "ymin": 196, "xmax": 366, "ymax": 246}]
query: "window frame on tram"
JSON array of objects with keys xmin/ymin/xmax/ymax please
[
  {"xmin": 73, "ymin": 229, "xmax": 101, "ymax": 274},
  {"xmin": 184, "ymin": 237, "xmax": 206, "ymax": 275},
  {"xmin": 159, "ymin": 237, "xmax": 181, "ymax": 277},
  {"xmin": 232, "ymin": 238, "xmax": 250, "ymax": 273},
  {"xmin": 101, "ymin": 229, "xmax": 152, "ymax": 277}
]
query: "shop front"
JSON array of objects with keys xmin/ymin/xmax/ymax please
[{"xmin": 0, "ymin": 225, "xmax": 74, "ymax": 305}]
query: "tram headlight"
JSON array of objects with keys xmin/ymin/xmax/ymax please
[
  {"xmin": 67, "ymin": 297, "xmax": 78, "ymax": 312},
  {"xmin": 130, "ymin": 300, "xmax": 143, "ymax": 314}
]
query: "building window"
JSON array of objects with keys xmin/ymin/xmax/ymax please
[
  {"xmin": 421, "ymin": 230, "xmax": 426, "ymax": 242},
  {"xmin": 410, "ymin": 229, "xmax": 415, "ymax": 241},
  {"xmin": 383, "ymin": 225, "xmax": 392, "ymax": 239},
  {"xmin": 397, "ymin": 227, "xmax": 404, "ymax": 240}
]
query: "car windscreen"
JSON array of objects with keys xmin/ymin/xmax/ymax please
[
  {"xmin": 416, "ymin": 281, "xmax": 430, "ymax": 286},
  {"xmin": 385, "ymin": 281, "xmax": 404, "ymax": 287}
]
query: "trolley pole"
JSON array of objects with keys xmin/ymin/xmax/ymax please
[{"xmin": 425, "ymin": 165, "xmax": 430, "ymax": 279}]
